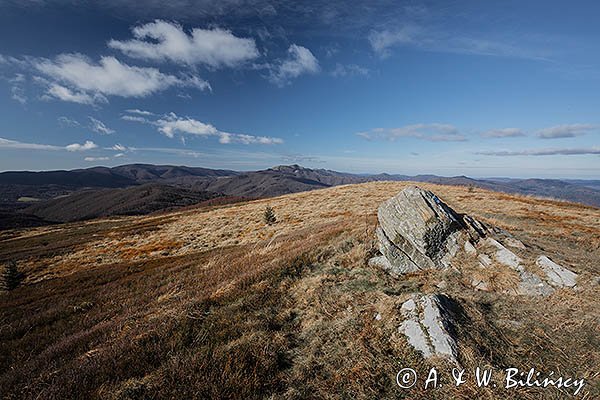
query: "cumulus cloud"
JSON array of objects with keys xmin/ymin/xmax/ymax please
[
  {"xmin": 268, "ymin": 44, "xmax": 319, "ymax": 86},
  {"xmin": 34, "ymin": 53, "xmax": 210, "ymax": 104},
  {"xmin": 108, "ymin": 20, "xmax": 259, "ymax": 68},
  {"xmin": 331, "ymin": 63, "xmax": 369, "ymax": 78},
  {"xmin": 65, "ymin": 140, "xmax": 98, "ymax": 152},
  {"xmin": 357, "ymin": 124, "xmax": 467, "ymax": 142},
  {"xmin": 477, "ymin": 147, "xmax": 600, "ymax": 156},
  {"xmin": 155, "ymin": 113, "xmax": 219, "ymax": 138},
  {"xmin": 123, "ymin": 111, "xmax": 283, "ymax": 145},
  {"xmin": 88, "ymin": 117, "xmax": 115, "ymax": 134},
  {"xmin": 536, "ymin": 124, "xmax": 596, "ymax": 139},
  {"xmin": 481, "ymin": 128, "xmax": 525, "ymax": 138},
  {"xmin": 40, "ymin": 81, "xmax": 107, "ymax": 105}
]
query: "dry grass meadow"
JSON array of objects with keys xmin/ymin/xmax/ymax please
[{"xmin": 0, "ymin": 181, "xmax": 598, "ymax": 399}]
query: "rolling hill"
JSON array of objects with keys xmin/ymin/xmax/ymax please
[
  {"xmin": 24, "ymin": 183, "xmax": 220, "ymax": 222},
  {"xmin": 1, "ymin": 164, "xmax": 599, "ymax": 230}
]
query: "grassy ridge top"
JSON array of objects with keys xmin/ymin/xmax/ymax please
[{"xmin": 1, "ymin": 181, "xmax": 598, "ymax": 399}]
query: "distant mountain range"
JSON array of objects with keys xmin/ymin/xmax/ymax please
[{"xmin": 0, "ymin": 163, "xmax": 598, "ymax": 229}]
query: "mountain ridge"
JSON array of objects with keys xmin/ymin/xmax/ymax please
[{"xmin": 1, "ymin": 164, "xmax": 598, "ymax": 229}]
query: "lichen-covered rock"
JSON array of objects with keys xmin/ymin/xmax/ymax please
[
  {"xmin": 517, "ymin": 271, "xmax": 555, "ymax": 296},
  {"xmin": 375, "ymin": 186, "xmax": 481, "ymax": 274},
  {"xmin": 371, "ymin": 186, "xmax": 577, "ymax": 298},
  {"xmin": 399, "ymin": 294, "xmax": 459, "ymax": 364}
]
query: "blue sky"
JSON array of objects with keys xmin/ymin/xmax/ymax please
[{"xmin": 0, "ymin": 0, "xmax": 599, "ymax": 178}]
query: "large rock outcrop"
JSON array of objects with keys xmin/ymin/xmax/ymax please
[
  {"xmin": 369, "ymin": 186, "xmax": 579, "ymax": 296},
  {"xmin": 370, "ymin": 186, "xmax": 487, "ymax": 275},
  {"xmin": 371, "ymin": 186, "xmax": 581, "ymax": 364}
]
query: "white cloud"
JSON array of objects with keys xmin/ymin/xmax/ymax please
[
  {"xmin": 125, "ymin": 108, "xmax": 154, "ymax": 116},
  {"xmin": 108, "ymin": 20, "xmax": 259, "ymax": 68},
  {"xmin": 268, "ymin": 44, "xmax": 319, "ymax": 86},
  {"xmin": 84, "ymin": 156, "xmax": 110, "ymax": 161},
  {"xmin": 368, "ymin": 26, "xmax": 549, "ymax": 61},
  {"xmin": 66, "ymin": 140, "xmax": 98, "ymax": 152},
  {"xmin": 124, "ymin": 111, "xmax": 283, "ymax": 145},
  {"xmin": 331, "ymin": 63, "xmax": 369, "ymax": 78},
  {"xmin": 155, "ymin": 113, "xmax": 219, "ymax": 138},
  {"xmin": 477, "ymin": 147, "xmax": 600, "ymax": 156},
  {"xmin": 88, "ymin": 117, "xmax": 115, "ymax": 135},
  {"xmin": 34, "ymin": 53, "xmax": 210, "ymax": 104},
  {"xmin": 368, "ymin": 27, "xmax": 417, "ymax": 58},
  {"xmin": 121, "ymin": 115, "xmax": 149, "ymax": 123},
  {"xmin": 0, "ymin": 137, "xmax": 62, "ymax": 151},
  {"xmin": 42, "ymin": 82, "xmax": 107, "ymax": 105},
  {"xmin": 481, "ymin": 128, "xmax": 526, "ymax": 138},
  {"xmin": 111, "ymin": 143, "xmax": 128, "ymax": 151},
  {"xmin": 9, "ymin": 74, "xmax": 27, "ymax": 104},
  {"xmin": 536, "ymin": 124, "xmax": 596, "ymax": 139},
  {"xmin": 0, "ymin": 137, "xmax": 102, "ymax": 153},
  {"xmin": 57, "ymin": 116, "xmax": 81, "ymax": 127},
  {"xmin": 357, "ymin": 124, "xmax": 467, "ymax": 142}
]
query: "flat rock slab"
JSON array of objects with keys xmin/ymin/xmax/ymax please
[
  {"xmin": 517, "ymin": 271, "xmax": 554, "ymax": 296},
  {"xmin": 399, "ymin": 294, "xmax": 459, "ymax": 364},
  {"xmin": 536, "ymin": 255, "xmax": 578, "ymax": 288}
]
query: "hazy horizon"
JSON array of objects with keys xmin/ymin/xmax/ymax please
[{"xmin": 1, "ymin": 162, "xmax": 600, "ymax": 182}]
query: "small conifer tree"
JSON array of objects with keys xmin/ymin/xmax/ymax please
[
  {"xmin": 263, "ymin": 206, "xmax": 276, "ymax": 225},
  {"xmin": 1, "ymin": 260, "xmax": 22, "ymax": 291}
]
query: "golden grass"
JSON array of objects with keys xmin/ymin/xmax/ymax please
[
  {"xmin": 1, "ymin": 181, "xmax": 598, "ymax": 399},
  {"xmin": 8, "ymin": 181, "xmax": 598, "ymax": 283}
]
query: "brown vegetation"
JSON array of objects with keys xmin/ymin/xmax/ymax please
[{"xmin": 0, "ymin": 181, "xmax": 598, "ymax": 399}]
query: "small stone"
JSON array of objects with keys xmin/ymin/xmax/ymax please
[{"xmin": 464, "ymin": 241, "xmax": 477, "ymax": 255}]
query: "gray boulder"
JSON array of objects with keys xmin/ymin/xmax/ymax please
[{"xmin": 374, "ymin": 186, "xmax": 487, "ymax": 274}]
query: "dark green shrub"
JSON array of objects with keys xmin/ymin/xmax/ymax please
[
  {"xmin": 1, "ymin": 260, "xmax": 23, "ymax": 291},
  {"xmin": 263, "ymin": 206, "xmax": 276, "ymax": 225}
]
